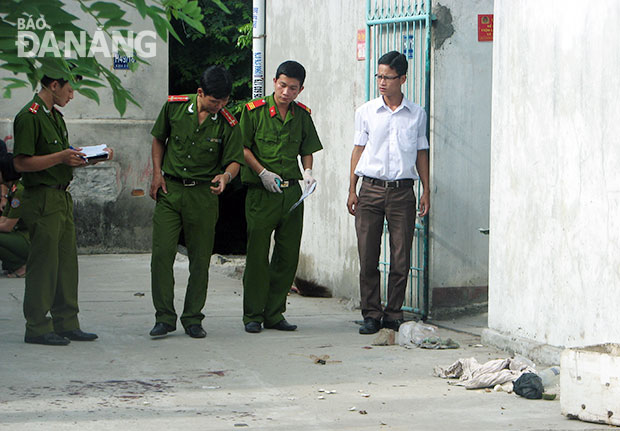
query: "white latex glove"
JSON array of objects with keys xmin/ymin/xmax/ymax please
[
  {"xmin": 303, "ymin": 168, "xmax": 316, "ymax": 191},
  {"xmin": 258, "ymin": 168, "xmax": 283, "ymax": 193}
]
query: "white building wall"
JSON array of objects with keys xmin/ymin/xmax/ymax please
[
  {"xmin": 429, "ymin": 0, "xmax": 493, "ymax": 311},
  {"xmin": 489, "ymin": 0, "xmax": 620, "ymax": 347}
]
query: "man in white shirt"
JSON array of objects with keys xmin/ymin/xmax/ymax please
[{"xmin": 347, "ymin": 51, "xmax": 430, "ymax": 335}]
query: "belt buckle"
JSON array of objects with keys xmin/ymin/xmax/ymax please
[
  {"xmin": 182, "ymin": 179, "xmax": 196, "ymax": 187},
  {"xmin": 280, "ymin": 180, "xmax": 290, "ymax": 188}
]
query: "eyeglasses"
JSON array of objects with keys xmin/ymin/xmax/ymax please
[{"xmin": 374, "ymin": 74, "xmax": 401, "ymax": 81}]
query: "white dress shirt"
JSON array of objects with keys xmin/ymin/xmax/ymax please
[{"xmin": 353, "ymin": 95, "xmax": 429, "ymax": 180}]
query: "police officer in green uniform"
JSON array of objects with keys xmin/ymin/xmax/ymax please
[
  {"xmin": 149, "ymin": 66, "xmax": 244, "ymax": 339},
  {"xmin": 240, "ymin": 61, "xmax": 323, "ymax": 333},
  {"xmin": 13, "ymin": 73, "xmax": 113, "ymax": 346},
  {"xmin": 0, "ymin": 181, "xmax": 29, "ymax": 277}
]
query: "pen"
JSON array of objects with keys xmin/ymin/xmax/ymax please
[{"xmin": 69, "ymin": 146, "xmax": 87, "ymax": 161}]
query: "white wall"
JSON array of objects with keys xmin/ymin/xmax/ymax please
[
  {"xmin": 264, "ymin": 0, "xmax": 367, "ymax": 299},
  {"xmin": 429, "ymin": 0, "xmax": 493, "ymax": 309},
  {"xmin": 489, "ymin": 0, "xmax": 620, "ymax": 347}
]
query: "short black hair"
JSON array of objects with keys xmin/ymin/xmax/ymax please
[
  {"xmin": 199, "ymin": 66, "xmax": 232, "ymax": 99},
  {"xmin": 275, "ymin": 61, "xmax": 306, "ymax": 87},
  {"xmin": 41, "ymin": 75, "xmax": 83, "ymax": 88},
  {"xmin": 41, "ymin": 62, "xmax": 82, "ymax": 88},
  {"xmin": 378, "ymin": 51, "xmax": 408, "ymax": 76}
]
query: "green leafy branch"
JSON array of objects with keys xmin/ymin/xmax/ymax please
[{"xmin": 0, "ymin": 0, "xmax": 221, "ymax": 115}]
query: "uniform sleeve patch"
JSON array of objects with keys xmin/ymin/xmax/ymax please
[
  {"xmin": 10, "ymin": 198, "xmax": 20, "ymax": 209},
  {"xmin": 167, "ymin": 95, "xmax": 190, "ymax": 102},
  {"xmin": 28, "ymin": 103, "xmax": 39, "ymax": 114},
  {"xmin": 296, "ymin": 101, "xmax": 311, "ymax": 114},
  {"xmin": 246, "ymin": 99, "xmax": 266, "ymax": 110},
  {"xmin": 220, "ymin": 108, "xmax": 238, "ymax": 127}
]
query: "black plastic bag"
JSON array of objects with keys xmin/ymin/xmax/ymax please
[{"xmin": 513, "ymin": 372, "xmax": 544, "ymax": 399}]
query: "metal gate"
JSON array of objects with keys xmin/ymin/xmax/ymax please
[{"xmin": 365, "ymin": 0, "xmax": 432, "ymax": 318}]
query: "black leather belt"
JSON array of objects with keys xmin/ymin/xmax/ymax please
[
  {"xmin": 164, "ymin": 173, "xmax": 205, "ymax": 187},
  {"xmin": 363, "ymin": 176, "xmax": 414, "ymax": 188}
]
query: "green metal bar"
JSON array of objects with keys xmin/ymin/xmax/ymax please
[
  {"xmin": 365, "ymin": 0, "xmax": 371, "ymax": 101},
  {"xmin": 420, "ymin": 14, "xmax": 424, "ymax": 106},
  {"xmin": 421, "ymin": 0, "xmax": 431, "ymax": 319}
]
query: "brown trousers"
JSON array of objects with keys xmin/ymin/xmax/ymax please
[{"xmin": 355, "ymin": 181, "xmax": 416, "ymax": 321}]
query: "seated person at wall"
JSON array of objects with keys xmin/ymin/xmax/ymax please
[
  {"xmin": 0, "ymin": 138, "xmax": 20, "ymax": 187},
  {"xmin": 0, "ymin": 181, "xmax": 29, "ymax": 278},
  {"xmin": 0, "ymin": 138, "xmax": 15, "ymax": 211}
]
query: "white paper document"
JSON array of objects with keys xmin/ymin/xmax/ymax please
[
  {"xmin": 288, "ymin": 182, "xmax": 317, "ymax": 212},
  {"xmin": 80, "ymin": 144, "xmax": 109, "ymax": 160}
]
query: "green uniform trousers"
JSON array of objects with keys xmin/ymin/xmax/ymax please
[
  {"xmin": 243, "ymin": 183, "xmax": 303, "ymax": 326},
  {"xmin": 0, "ymin": 231, "xmax": 29, "ymax": 272},
  {"xmin": 21, "ymin": 187, "xmax": 79, "ymax": 337},
  {"xmin": 151, "ymin": 180, "xmax": 218, "ymax": 329}
]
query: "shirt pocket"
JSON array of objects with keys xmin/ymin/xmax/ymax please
[
  {"xmin": 255, "ymin": 131, "xmax": 280, "ymax": 160},
  {"xmin": 168, "ymin": 132, "xmax": 188, "ymax": 154},
  {"xmin": 397, "ymin": 129, "xmax": 418, "ymax": 153},
  {"xmin": 45, "ymin": 139, "xmax": 65, "ymax": 155},
  {"xmin": 194, "ymin": 136, "xmax": 221, "ymax": 167}
]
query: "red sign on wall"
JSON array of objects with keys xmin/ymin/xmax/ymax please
[
  {"xmin": 478, "ymin": 14, "xmax": 493, "ymax": 42},
  {"xmin": 357, "ymin": 29, "xmax": 366, "ymax": 60}
]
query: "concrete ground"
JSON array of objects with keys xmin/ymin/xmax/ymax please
[{"xmin": 0, "ymin": 254, "xmax": 613, "ymax": 431}]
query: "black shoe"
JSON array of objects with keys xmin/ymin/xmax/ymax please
[
  {"xmin": 25, "ymin": 332, "xmax": 70, "ymax": 346},
  {"xmin": 382, "ymin": 318, "xmax": 405, "ymax": 331},
  {"xmin": 149, "ymin": 322, "xmax": 175, "ymax": 337},
  {"xmin": 244, "ymin": 321, "xmax": 262, "ymax": 333},
  {"xmin": 185, "ymin": 324, "xmax": 206, "ymax": 338},
  {"xmin": 266, "ymin": 319, "xmax": 297, "ymax": 331},
  {"xmin": 56, "ymin": 329, "xmax": 98, "ymax": 341},
  {"xmin": 359, "ymin": 317, "xmax": 381, "ymax": 334}
]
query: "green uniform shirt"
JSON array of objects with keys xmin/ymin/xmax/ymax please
[
  {"xmin": 13, "ymin": 94, "xmax": 72, "ymax": 187},
  {"xmin": 3, "ymin": 182, "xmax": 28, "ymax": 234},
  {"xmin": 239, "ymin": 94, "xmax": 323, "ymax": 185},
  {"xmin": 151, "ymin": 94, "xmax": 244, "ymax": 182}
]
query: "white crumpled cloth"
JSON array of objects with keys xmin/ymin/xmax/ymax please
[{"xmin": 433, "ymin": 356, "xmax": 536, "ymax": 389}]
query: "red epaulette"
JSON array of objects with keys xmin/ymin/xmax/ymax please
[
  {"xmin": 246, "ymin": 99, "xmax": 266, "ymax": 111},
  {"xmin": 295, "ymin": 101, "xmax": 311, "ymax": 114},
  {"xmin": 28, "ymin": 102, "xmax": 40, "ymax": 114},
  {"xmin": 220, "ymin": 108, "xmax": 238, "ymax": 127},
  {"xmin": 167, "ymin": 95, "xmax": 190, "ymax": 102}
]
